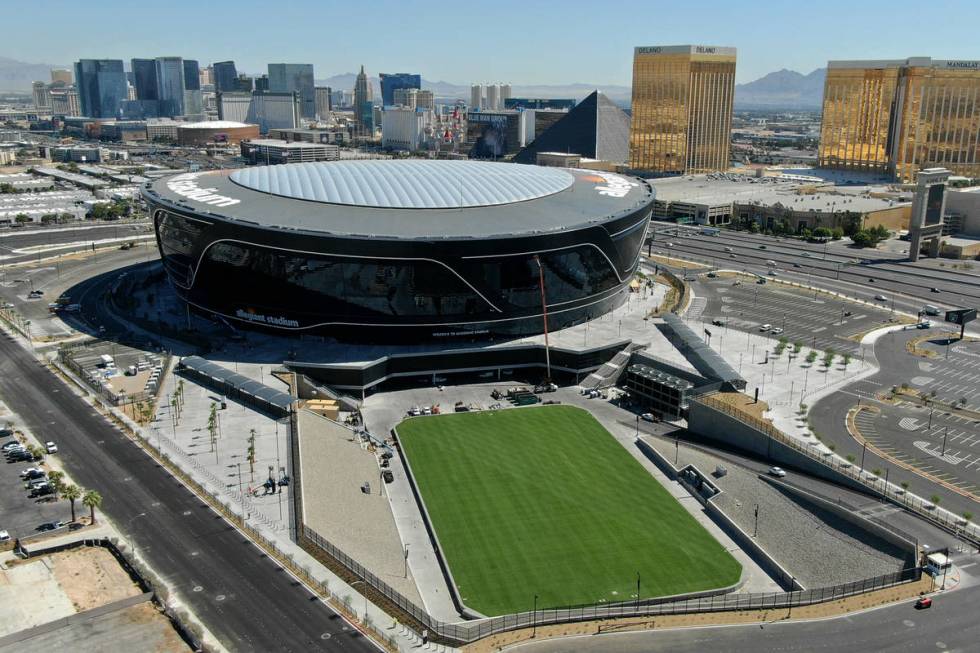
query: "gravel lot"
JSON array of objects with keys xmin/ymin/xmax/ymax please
[
  {"xmin": 297, "ymin": 409, "xmax": 423, "ymax": 604},
  {"xmin": 643, "ymin": 435, "xmax": 907, "ymax": 588}
]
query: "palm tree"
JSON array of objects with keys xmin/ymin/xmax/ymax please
[
  {"xmin": 82, "ymin": 490, "xmax": 102, "ymax": 525},
  {"xmin": 47, "ymin": 470, "xmax": 64, "ymax": 499},
  {"xmin": 62, "ymin": 484, "xmax": 81, "ymax": 522}
]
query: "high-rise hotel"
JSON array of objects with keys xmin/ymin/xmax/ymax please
[
  {"xmin": 629, "ymin": 45, "xmax": 736, "ymax": 175},
  {"xmin": 819, "ymin": 57, "xmax": 980, "ymax": 182}
]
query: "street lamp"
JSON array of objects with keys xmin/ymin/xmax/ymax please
[
  {"xmin": 403, "ymin": 543, "xmax": 410, "ymax": 578},
  {"xmin": 941, "ymin": 426, "xmax": 949, "ymax": 457}
]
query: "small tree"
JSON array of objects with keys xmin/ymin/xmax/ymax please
[
  {"xmin": 83, "ymin": 489, "xmax": 102, "ymax": 524},
  {"xmin": 846, "ymin": 454, "xmax": 856, "ymax": 464},
  {"xmin": 900, "ymin": 481, "xmax": 910, "ymax": 505},
  {"xmin": 62, "ymin": 484, "xmax": 81, "ymax": 522},
  {"xmin": 247, "ymin": 429, "xmax": 257, "ymax": 481},
  {"xmin": 930, "ymin": 494, "xmax": 941, "ymax": 508},
  {"xmin": 793, "ymin": 341, "xmax": 804, "ymax": 355},
  {"xmin": 822, "ymin": 350, "xmax": 835, "ymax": 369},
  {"xmin": 963, "ymin": 511, "xmax": 974, "ymax": 524},
  {"xmin": 806, "ymin": 351, "xmax": 818, "ymax": 365},
  {"xmin": 841, "ymin": 353, "xmax": 852, "ymax": 369}
]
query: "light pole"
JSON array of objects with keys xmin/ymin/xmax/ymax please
[
  {"xmin": 237, "ymin": 462, "xmax": 246, "ymax": 526},
  {"xmin": 533, "ymin": 255, "xmax": 552, "ymax": 382},
  {"xmin": 941, "ymin": 426, "xmax": 949, "ymax": 457},
  {"xmin": 636, "ymin": 572, "xmax": 641, "ymax": 612},
  {"xmin": 403, "ymin": 543, "xmax": 410, "ymax": 578},
  {"xmin": 532, "ymin": 594, "xmax": 539, "ymax": 638}
]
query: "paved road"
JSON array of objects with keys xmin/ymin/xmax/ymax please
[
  {"xmin": 0, "ymin": 222, "xmax": 153, "ymax": 266},
  {"xmin": 509, "ymin": 581, "xmax": 979, "ymax": 652},
  {"xmin": 648, "ymin": 224, "xmax": 979, "ymax": 315},
  {"xmin": 0, "ymin": 333, "xmax": 376, "ymax": 652}
]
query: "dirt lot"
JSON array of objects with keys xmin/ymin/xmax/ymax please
[
  {"xmin": 709, "ymin": 390, "xmax": 771, "ymax": 421},
  {"xmin": 50, "ymin": 546, "xmax": 141, "ymax": 611}
]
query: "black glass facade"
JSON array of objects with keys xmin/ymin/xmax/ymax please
[{"xmin": 154, "ymin": 206, "xmax": 650, "ymax": 341}]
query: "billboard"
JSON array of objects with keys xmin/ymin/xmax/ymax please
[
  {"xmin": 945, "ymin": 308, "xmax": 977, "ymax": 325},
  {"xmin": 925, "ymin": 184, "xmax": 944, "ymax": 226}
]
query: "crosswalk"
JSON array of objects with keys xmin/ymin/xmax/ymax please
[{"xmin": 686, "ymin": 296, "xmax": 707, "ymax": 321}]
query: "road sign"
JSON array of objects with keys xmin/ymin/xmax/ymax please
[{"xmin": 945, "ymin": 308, "xmax": 977, "ymax": 325}]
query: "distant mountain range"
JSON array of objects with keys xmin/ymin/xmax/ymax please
[
  {"xmin": 0, "ymin": 56, "xmax": 827, "ymax": 111},
  {"xmin": 734, "ymin": 68, "xmax": 826, "ymax": 110},
  {"xmin": 0, "ymin": 56, "xmax": 68, "ymax": 92}
]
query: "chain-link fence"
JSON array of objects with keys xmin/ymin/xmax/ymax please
[{"xmin": 301, "ymin": 520, "xmax": 921, "ymax": 644}]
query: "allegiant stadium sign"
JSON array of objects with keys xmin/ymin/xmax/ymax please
[{"xmin": 166, "ymin": 173, "xmax": 241, "ymax": 208}]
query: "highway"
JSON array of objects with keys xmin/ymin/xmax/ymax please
[
  {"xmin": 648, "ymin": 224, "xmax": 980, "ymax": 316},
  {"xmin": 0, "ymin": 222, "xmax": 154, "ymax": 266},
  {"xmin": 0, "ymin": 333, "xmax": 377, "ymax": 652}
]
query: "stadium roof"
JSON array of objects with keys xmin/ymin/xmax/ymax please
[
  {"xmin": 229, "ymin": 160, "xmax": 574, "ymax": 209},
  {"xmin": 145, "ymin": 160, "xmax": 654, "ymax": 239}
]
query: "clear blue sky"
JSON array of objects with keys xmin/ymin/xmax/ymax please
[{"xmin": 9, "ymin": 0, "xmax": 980, "ymax": 85}]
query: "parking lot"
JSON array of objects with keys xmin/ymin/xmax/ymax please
[
  {"xmin": 915, "ymin": 339, "xmax": 980, "ymax": 412},
  {"xmin": 0, "ymin": 431, "xmax": 72, "ymax": 542},
  {"xmin": 696, "ymin": 275, "xmax": 907, "ymax": 355},
  {"xmin": 854, "ymin": 404, "xmax": 980, "ymax": 497}
]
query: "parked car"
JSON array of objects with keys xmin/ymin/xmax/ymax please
[
  {"xmin": 0, "ymin": 530, "xmax": 9, "ymax": 542},
  {"xmin": 2, "ymin": 441, "xmax": 23, "ymax": 451},
  {"xmin": 768, "ymin": 466, "xmax": 787, "ymax": 478},
  {"xmin": 0, "ymin": 428, "xmax": 13, "ymax": 438},
  {"xmin": 45, "ymin": 442, "xmax": 57, "ymax": 454},
  {"xmin": 759, "ymin": 324, "xmax": 772, "ymax": 332},
  {"xmin": 771, "ymin": 327, "xmax": 784, "ymax": 335},
  {"xmin": 36, "ymin": 520, "xmax": 64, "ymax": 532},
  {"xmin": 640, "ymin": 413, "xmax": 658, "ymax": 423},
  {"xmin": 382, "ymin": 470, "xmax": 394, "ymax": 484},
  {"xmin": 30, "ymin": 483, "xmax": 54, "ymax": 498}
]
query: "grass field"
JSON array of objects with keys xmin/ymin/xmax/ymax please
[{"xmin": 397, "ymin": 405, "xmax": 741, "ymax": 616}]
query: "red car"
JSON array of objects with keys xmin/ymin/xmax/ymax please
[{"xmin": 915, "ymin": 596, "xmax": 932, "ymax": 609}]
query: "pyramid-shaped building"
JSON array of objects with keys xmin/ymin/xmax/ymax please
[{"xmin": 513, "ymin": 91, "xmax": 630, "ymax": 165}]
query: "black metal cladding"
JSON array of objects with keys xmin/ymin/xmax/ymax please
[{"xmin": 151, "ymin": 201, "xmax": 651, "ymax": 341}]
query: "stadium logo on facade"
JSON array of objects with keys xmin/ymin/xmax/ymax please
[
  {"xmin": 235, "ymin": 308, "xmax": 300, "ymax": 328},
  {"xmin": 167, "ymin": 173, "xmax": 241, "ymax": 208},
  {"xmin": 582, "ymin": 172, "xmax": 639, "ymax": 198}
]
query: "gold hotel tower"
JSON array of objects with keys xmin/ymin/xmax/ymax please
[
  {"xmin": 629, "ymin": 45, "xmax": 736, "ymax": 174},
  {"xmin": 819, "ymin": 57, "xmax": 980, "ymax": 182}
]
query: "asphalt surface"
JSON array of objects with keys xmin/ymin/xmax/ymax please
[
  {"xmin": 0, "ymin": 222, "xmax": 153, "ymax": 266},
  {"xmin": 0, "ymin": 440, "xmax": 72, "ymax": 539},
  {"xmin": 693, "ymin": 275, "xmax": 903, "ymax": 355},
  {"xmin": 0, "ymin": 333, "xmax": 377, "ymax": 652},
  {"xmin": 810, "ymin": 329, "xmax": 980, "ymax": 520},
  {"xmin": 509, "ymin": 581, "xmax": 980, "ymax": 652},
  {"xmin": 648, "ymin": 224, "xmax": 980, "ymax": 316}
]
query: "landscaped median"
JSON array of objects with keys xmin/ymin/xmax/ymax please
[{"xmin": 461, "ymin": 573, "xmax": 934, "ymax": 652}]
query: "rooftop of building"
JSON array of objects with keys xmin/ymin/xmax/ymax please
[
  {"xmin": 828, "ymin": 57, "xmax": 980, "ymax": 70},
  {"xmin": 650, "ymin": 173, "xmax": 909, "ymax": 213},
  {"xmin": 145, "ymin": 160, "xmax": 653, "ymax": 239},
  {"xmin": 179, "ymin": 120, "xmax": 254, "ymax": 130},
  {"xmin": 244, "ymin": 139, "xmax": 334, "ymax": 149}
]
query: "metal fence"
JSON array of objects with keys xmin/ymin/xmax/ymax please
[
  {"xmin": 696, "ymin": 394, "xmax": 980, "ymax": 546},
  {"xmin": 301, "ymin": 522, "xmax": 922, "ymax": 645}
]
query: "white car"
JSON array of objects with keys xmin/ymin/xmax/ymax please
[
  {"xmin": 759, "ymin": 324, "xmax": 772, "ymax": 332},
  {"xmin": 771, "ymin": 327, "xmax": 784, "ymax": 335},
  {"xmin": 874, "ymin": 294, "xmax": 887, "ymax": 301},
  {"xmin": 0, "ymin": 530, "xmax": 9, "ymax": 543},
  {"xmin": 768, "ymin": 466, "xmax": 787, "ymax": 478},
  {"xmin": 45, "ymin": 442, "xmax": 57, "ymax": 454},
  {"xmin": 20, "ymin": 467, "xmax": 43, "ymax": 478}
]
